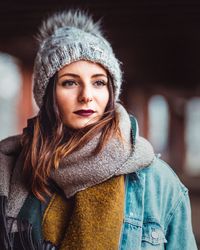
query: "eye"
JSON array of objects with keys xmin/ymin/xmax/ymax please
[
  {"xmin": 93, "ymin": 80, "xmax": 107, "ymax": 87},
  {"xmin": 61, "ymin": 80, "xmax": 78, "ymax": 87}
]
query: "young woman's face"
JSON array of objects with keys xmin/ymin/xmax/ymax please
[{"xmin": 56, "ymin": 60, "xmax": 109, "ymax": 129}]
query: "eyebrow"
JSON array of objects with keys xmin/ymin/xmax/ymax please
[{"xmin": 59, "ymin": 73, "xmax": 108, "ymax": 79}]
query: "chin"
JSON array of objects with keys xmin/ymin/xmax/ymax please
[
  {"xmin": 64, "ymin": 121, "xmax": 90, "ymax": 130},
  {"xmin": 63, "ymin": 116, "xmax": 101, "ymax": 130}
]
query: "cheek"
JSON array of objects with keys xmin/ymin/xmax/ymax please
[
  {"xmin": 56, "ymin": 89, "xmax": 72, "ymax": 115},
  {"xmin": 56, "ymin": 86, "xmax": 74, "ymax": 103},
  {"xmin": 100, "ymin": 89, "xmax": 109, "ymax": 108},
  {"xmin": 56, "ymin": 90, "xmax": 64, "ymax": 110}
]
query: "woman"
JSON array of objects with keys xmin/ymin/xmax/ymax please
[{"xmin": 0, "ymin": 9, "xmax": 197, "ymax": 250}]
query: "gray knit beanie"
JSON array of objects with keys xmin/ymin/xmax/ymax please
[{"xmin": 33, "ymin": 9, "xmax": 123, "ymax": 108}]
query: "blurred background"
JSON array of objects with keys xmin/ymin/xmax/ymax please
[{"xmin": 0, "ymin": 0, "xmax": 200, "ymax": 246}]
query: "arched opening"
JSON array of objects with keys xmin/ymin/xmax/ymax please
[
  {"xmin": 148, "ymin": 95, "xmax": 169, "ymax": 155},
  {"xmin": 185, "ymin": 97, "xmax": 200, "ymax": 175},
  {"xmin": 0, "ymin": 52, "xmax": 22, "ymax": 140}
]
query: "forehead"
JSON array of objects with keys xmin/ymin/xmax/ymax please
[{"xmin": 58, "ymin": 60, "xmax": 108, "ymax": 77}]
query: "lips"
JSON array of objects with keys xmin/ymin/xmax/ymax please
[{"xmin": 74, "ymin": 109, "xmax": 95, "ymax": 117}]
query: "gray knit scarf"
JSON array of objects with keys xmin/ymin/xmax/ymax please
[{"xmin": 0, "ymin": 104, "xmax": 154, "ymax": 222}]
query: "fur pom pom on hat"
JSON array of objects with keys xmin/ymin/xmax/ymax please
[
  {"xmin": 33, "ymin": 9, "xmax": 123, "ymax": 108},
  {"xmin": 36, "ymin": 10, "xmax": 103, "ymax": 42}
]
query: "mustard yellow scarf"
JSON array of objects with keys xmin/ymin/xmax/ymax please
[{"xmin": 42, "ymin": 175, "xmax": 124, "ymax": 250}]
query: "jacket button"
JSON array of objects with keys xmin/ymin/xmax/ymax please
[{"xmin": 151, "ymin": 231, "xmax": 159, "ymax": 239}]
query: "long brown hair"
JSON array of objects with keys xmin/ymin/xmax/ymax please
[{"xmin": 21, "ymin": 73, "xmax": 120, "ymax": 202}]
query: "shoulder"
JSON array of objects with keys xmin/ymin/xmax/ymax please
[
  {"xmin": 138, "ymin": 157, "xmax": 188, "ymax": 196},
  {"xmin": 127, "ymin": 157, "xmax": 190, "ymax": 232},
  {"xmin": 0, "ymin": 134, "xmax": 22, "ymax": 155},
  {"xmin": 134, "ymin": 157, "xmax": 189, "ymax": 226}
]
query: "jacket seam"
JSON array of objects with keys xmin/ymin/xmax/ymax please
[
  {"xmin": 158, "ymin": 159, "xmax": 188, "ymax": 191},
  {"xmin": 164, "ymin": 188, "xmax": 188, "ymax": 233}
]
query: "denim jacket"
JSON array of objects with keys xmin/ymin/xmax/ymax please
[{"xmin": 119, "ymin": 157, "xmax": 198, "ymax": 250}]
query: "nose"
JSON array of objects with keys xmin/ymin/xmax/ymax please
[{"xmin": 78, "ymin": 85, "xmax": 93, "ymax": 103}]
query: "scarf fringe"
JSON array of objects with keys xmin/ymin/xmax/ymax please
[{"xmin": 0, "ymin": 196, "xmax": 57, "ymax": 250}]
